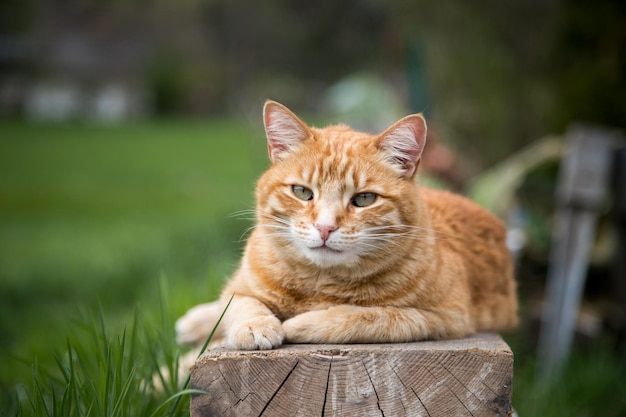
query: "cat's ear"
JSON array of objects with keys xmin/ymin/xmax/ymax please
[
  {"xmin": 263, "ymin": 100, "xmax": 311, "ymax": 163},
  {"xmin": 377, "ymin": 114, "xmax": 427, "ymax": 179}
]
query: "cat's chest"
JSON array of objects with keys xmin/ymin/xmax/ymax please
[
  {"xmin": 264, "ymin": 287, "xmax": 335, "ymax": 320},
  {"xmin": 264, "ymin": 278, "xmax": 387, "ymax": 320}
]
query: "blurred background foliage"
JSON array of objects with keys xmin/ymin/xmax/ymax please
[
  {"xmin": 1, "ymin": 0, "xmax": 625, "ymax": 416},
  {"xmin": 1, "ymin": 0, "xmax": 624, "ymax": 164}
]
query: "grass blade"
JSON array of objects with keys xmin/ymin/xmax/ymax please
[{"xmin": 166, "ymin": 293, "xmax": 234, "ymax": 417}]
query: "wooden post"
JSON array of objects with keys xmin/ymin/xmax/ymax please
[
  {"xmin": 537, "ymin": 125, "xmax": 620, "ymax": 379},
  {"xmin": 612, "ymin": 147, "xmax": 626, "ymax": 345},
  {"xmin": 190, "ymin": 333, "xmax": 514, "ymax": 417}
]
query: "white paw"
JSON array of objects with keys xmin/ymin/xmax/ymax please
[
  {"xmin": 175, "ymin": 302, "xmax": 222, "ymax": 346},
  {"xmin": 228, "ymin": 316, "xmax": 284, "ymax": 350}
]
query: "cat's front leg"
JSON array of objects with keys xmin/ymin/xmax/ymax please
[
  {"xmin": 224, "ymin": 295, "xmax": 285, "ymax": 350},
  {"xmin": 283, "ymin": 305, "xmax": 470, "ymax": 344}
]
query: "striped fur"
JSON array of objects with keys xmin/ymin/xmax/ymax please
[{"xmin": 175, "ymin": 100, "xmax": 518, "ymax": 350}]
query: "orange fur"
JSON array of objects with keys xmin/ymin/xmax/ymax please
[{"xmin": 176, "ymin": 100, "xmax": 518, "ymax": 350}]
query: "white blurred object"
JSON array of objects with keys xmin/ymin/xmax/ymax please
[
  {"xmin": 25, "ymin": 81, "xmax": 83, "ymax": 121},
  {"xmin": 323, "ymin": 73, "xmax": 407, "ymax": 132},
  {"xmin": 24, "ymin": 80, "xmax": 147, "ymax": 123},
  {"xmin": 92, "ymin": 83, "xmax": 135, "ymax": 124}
]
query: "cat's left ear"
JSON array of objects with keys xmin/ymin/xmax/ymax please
[
  {"xmin": 377, "ymin": 114, "xmax": 427, "ymax": 179},
  {"xmin": 263, "ymin": 100, "xmax": 311, "ymax": 163}
]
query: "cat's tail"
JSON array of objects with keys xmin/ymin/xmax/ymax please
[{"xmin": 175, "ymin": 301, "xmax": 226, "ymax": 345}]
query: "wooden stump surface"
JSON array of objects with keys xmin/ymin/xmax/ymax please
[{"xmin": 190, "ymin": 333, "xmax": 513, "ymax": 417}]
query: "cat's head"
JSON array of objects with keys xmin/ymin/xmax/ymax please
[{"xmin": 256, "ymin": 100, "xmax": 427, "ymax": 270}]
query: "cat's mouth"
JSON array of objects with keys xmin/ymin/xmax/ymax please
[
  {"xmin": 312, "ymin": 244, "xmax": 342, "ymax": 254},
  {"xmin": 302, "ymin": 243, "xmax": 360, "ymax": 268}
]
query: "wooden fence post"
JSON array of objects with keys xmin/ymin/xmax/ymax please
[
  {"xmin": 611, "ymin": 147, "xmax": 626, "ymax": 345},
  {"xmin": 190, "ymin": 333, "xmax": 514, "ymax": 417},
  {"xmin": 537, "ymin": 125, "xmax": 620, "ymax": 379}
]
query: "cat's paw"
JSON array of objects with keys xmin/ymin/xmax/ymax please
[
  {"xmin": 175, "ymin": 302, "xmax": 223, "ymax": 346},
  {"xmin": 283, "ymin": 310, "xmax": 333, "ymax": 343},
  {"xmin": 228, "ymin": 316, "xmax": 284, "ymax": 350}
]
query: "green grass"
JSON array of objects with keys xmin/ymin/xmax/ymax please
[
  {"xmin": 0, "ymin": 119, "xmax": 267, "ymax": 406},
  {"xmin": 1, "ymin": 119, "xmax": 624, "ymax": 416},
  {"xmin": 510, "ymin": 341, "xmax": 626, "ymax": 417},
  {"xmin": 6, "ymin": 281, "xmax": 208, "ymax": 417}
]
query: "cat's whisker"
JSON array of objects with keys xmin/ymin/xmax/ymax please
[
  {"xmin": 358, "ymin": 241, "xmax": 402, "ymax": 258},
  {"xmin": 363, "ymin": 224, "xmax": 457, "ymax": 239},
  {"xmin": 365, "ymin": 223, "xmax": 453, "ymax": 233},
  {"xmin": 238, "ymin": 220, "xmax": 292, "ymax": 243},
  {"xmin": 365, "ymin": 229, "xmax": 456, "ymax": 241},
  {"xmin": 356, "ymin": 235, "xmax": 442, "ymax": 258},
  {"xmin": 269, "ymin": 222, "xmax": 291, "ymax": 229},
  {"xmin": 237, "ymin": 224, "xmax": 259, "ymax": 243},
  {"xmin": 260, "ymin": 222, "xmax": 291, "ymax": 232},
  {"xmin": 359, "ymin": 231, "xmax": 452, "ymax": 242},
  {"xmin": 228, "ymin": 209, "xmax": 257, "ymax": 219},
  {"xmin": 263, "ymin": 232, "xmax": 295, "ymax": 242},
  {"xmin": 362, "ymin": 237, "xmax": 417, "ymax": 250},
  {"xmin": 260, "ymin": 214, "xmax": 292, "ymax": 226}
]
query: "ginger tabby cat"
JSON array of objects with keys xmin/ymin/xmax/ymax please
[{"xmin": 175, "ymin": 100, "xmax": 518, "ymax": 350}]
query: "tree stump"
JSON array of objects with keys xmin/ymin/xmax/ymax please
[{"xmin": 190, "ymin": 333, "xmax": 514, "ymax": 417}]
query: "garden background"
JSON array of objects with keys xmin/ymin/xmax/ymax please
[{"xmin": 1, "ymin": 0, "xmax": 625, "ymax": 415}]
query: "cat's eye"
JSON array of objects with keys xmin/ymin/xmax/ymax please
[
  {"xmin": 292, "ymin": 185, "xmax": 314, "ymax": 201},
  {"xmin": 351, "ymin": 192, "xmax": 377, "ymax": 207}
]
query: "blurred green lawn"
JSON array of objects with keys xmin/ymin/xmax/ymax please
[
  {"xmin": 1, "ymin": 120, "xmax": 624, "ymax": 416},
  {"xmin": 0, "ymin": 119, "xmax": 268, "ymax": 389}
]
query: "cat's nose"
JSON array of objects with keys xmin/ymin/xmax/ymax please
[{"xmin": 316, "ymin": 224, "xmax": 337, "ymax": 242}]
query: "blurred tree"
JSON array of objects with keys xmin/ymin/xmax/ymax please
[
  {"xmin": 0, "ymin": 0, "xmax": 37, "ymax": 34},
  {"xmin": 553, "ymin": 0, "xmax": 626, "ymax": 129},
  {"xmin": 3, "ymin": 0, "xmax": 624, "ymax": 168},
  {"xmin": 388, "ymin": 0, "xmax": 560, "ymax": 168},
  {"xmin": 198, "ymin": 0, "xmax": 392, "ymax": 111},
  {"xmin": 389, "ymin": 0, "xmax": 625, "ymax": 168},
  {"xmin": 147, "ymin": 51, "xmax": 187, "ymax": 114}
]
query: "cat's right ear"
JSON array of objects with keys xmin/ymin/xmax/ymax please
[{"xmin": 263, "ymin": 100, "xmax": 311, "ymax": 163}]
